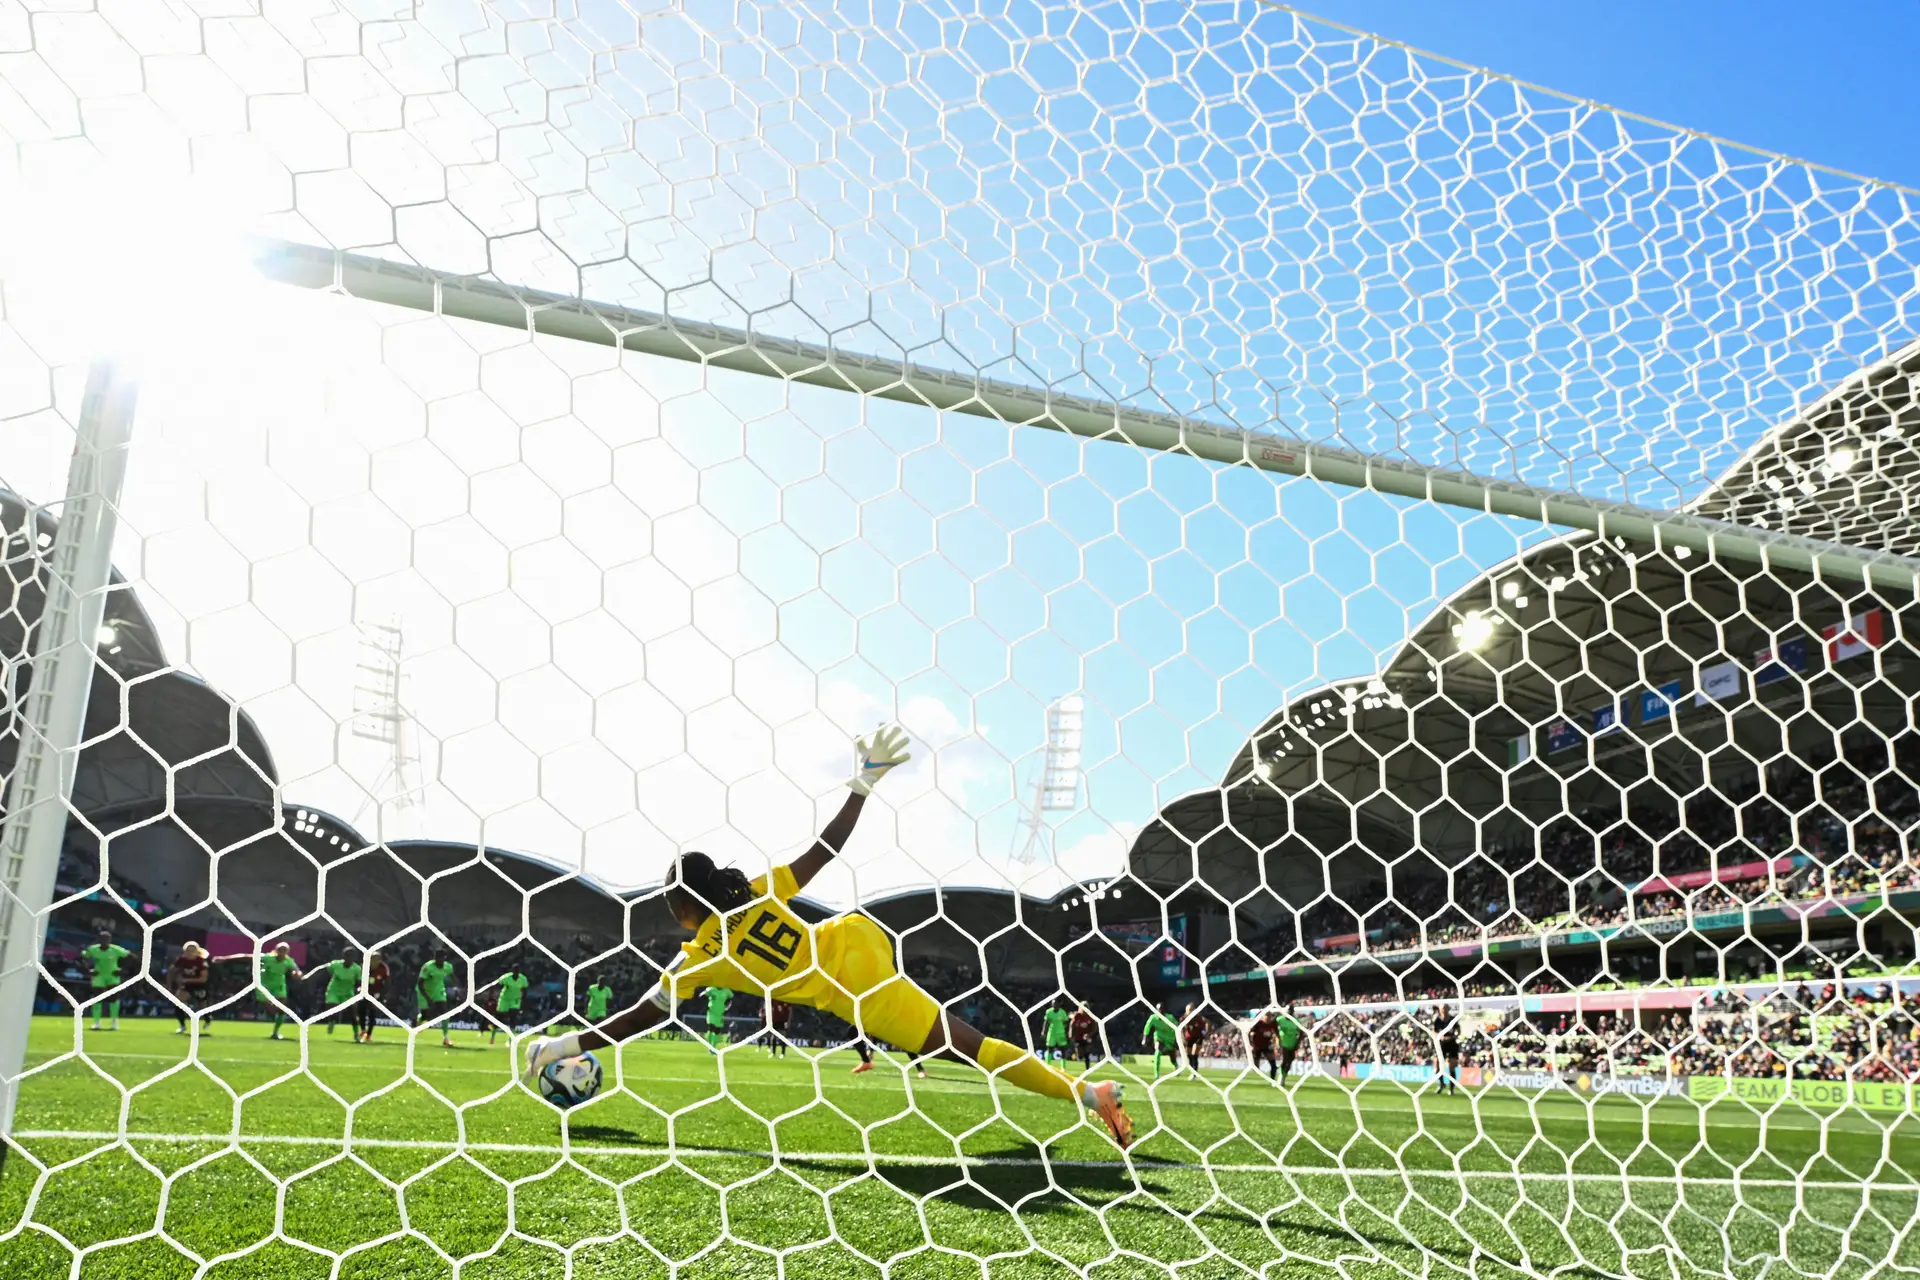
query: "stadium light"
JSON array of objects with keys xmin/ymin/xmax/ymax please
[
  {"xmin": 1453, "ymin": 610, "xmax": 1498, "ymax": 652},
  {"xmin": 1823, "ymin": 445, "xmax": 1859, "ymax": 477}
]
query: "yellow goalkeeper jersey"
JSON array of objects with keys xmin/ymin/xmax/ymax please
[
  {"xmin": 669, "ymin": 865, "xmax": 824, "ymax": 1004},
  {"xmin": 662, "ymin": 864, "xmax": 940, "ymax": 1053}
]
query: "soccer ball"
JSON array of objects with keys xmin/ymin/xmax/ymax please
[{"xmin": 536, "ymin": 1052, "xmax": 603, "ymax": 1108}]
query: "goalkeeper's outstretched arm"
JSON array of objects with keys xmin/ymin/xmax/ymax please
[
  {"xmin": 788, "ymin": 723, "xmax": 909, "ymax": 890},
  {"xmin": 571, "ymin": 993, "xmax": 669, "ymax": 1047}
]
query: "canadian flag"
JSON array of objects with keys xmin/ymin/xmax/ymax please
[{"xmin": 1822, "ymin": 609, "xmax": 1888, "ymax": 662}]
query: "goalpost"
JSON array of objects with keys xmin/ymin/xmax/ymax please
[{"xmin": 3, "ymin": 3, "xmax": 1920, "ymax": 1278}]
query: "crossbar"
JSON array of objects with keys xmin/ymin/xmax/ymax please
[{"xmin": 252, "ymin": 239, "xmax": 1920, "ymax": 597}]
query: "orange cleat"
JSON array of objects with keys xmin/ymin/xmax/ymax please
[
  {"xmin": 850, "ymin": 1061, "xmax": 875, "ymax": 1074},
  {"xmin": 1083, "ymin": 1079, "xmax": 1132, "ymax": 1149}
]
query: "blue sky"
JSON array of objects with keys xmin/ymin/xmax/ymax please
[
  {"xmin": 593, "ymin": 0, "xmax": 1920, "ymax": 506},
  {"xmin": 1297, "ymin": 2, "xmax": 1920, "ymax": 191}
]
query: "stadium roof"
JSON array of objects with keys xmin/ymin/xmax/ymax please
[
  {"xmin": 1130, "ymin": 343, "xmax": 1920, "ymax": 899},
  {"xmin": 1690, "ymin": 336, "xmax": 1920, "ymax": 557},
  {"xmin": 2, "ymin": 492, "xmax": 281, "ymax": 828},
  {"xmin": 1, "ymin": 492, "xmax": 169, "ymax": 677}
]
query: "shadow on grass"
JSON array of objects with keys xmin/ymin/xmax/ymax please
[
  {"xmin": 508, "ymin": 1125, "xmax": 1628, "ymax": 1280},
  {"xmin": 563, "ymin": 1124, "xmax": 666, "ymax": 1147},
  {"xmin": 821, "ymin": 1147, "xmax": 1631, "ymax": 1280}
]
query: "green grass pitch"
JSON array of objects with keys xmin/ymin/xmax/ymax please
[{"xmin": 2, "ymin": 1016, "xmax": 1916, "ymax": 1279}]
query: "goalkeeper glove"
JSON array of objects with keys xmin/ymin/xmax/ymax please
[{"xmin": 849, "ymin": 724, "xmax": 911, "ymax": 796}]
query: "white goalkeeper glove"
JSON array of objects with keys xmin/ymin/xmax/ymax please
[{"xmin": 849, "ymin": 724, "xmax": 911, "ymax": 796}]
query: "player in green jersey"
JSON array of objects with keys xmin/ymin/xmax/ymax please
[
  {"xmin": 416, "ymin": 950, "xmax": 456, "ymax": 1047},
  {"xmin": 585, "ymin": 980, "xmax": 613, "ymax": 1025},
  {"xmin": 303, "ymin": 954, "xmax": 363, "ymax": 1037},
  {"xmin": 1274, "ymin": 1005, "xmax": 1306, "ymax": 1086},
  {"xmin": 484, "ymin": 970, "xmax": 531, "ymax": 1045},
  {"xmin": 1043, "ymin": 999, "xmax": 1072, "ymax": 1062},
  {"xmin": 703, "ymin": 986, "xmax": 732, "ymax": 1050},
  {"xmin": 80, "ymin": 930, "xmax": 135, "ymax": 1031},
  {"xmin": 1140, "ymin": 1007, "xmax": 1180, "ymax": 1078},
  {"xmin": 213, "ymin": 941, "xmax": 303, "ymax": 1039}
]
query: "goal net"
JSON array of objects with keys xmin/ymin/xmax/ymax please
[{"xmin": 3, "ymin": 2, "xmax": 1920, "ymax": 1277}]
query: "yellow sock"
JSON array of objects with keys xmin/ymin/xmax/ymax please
[{"xmin": 976, "ymin": 1037, "xmax": 1078, "ymax": 1102}]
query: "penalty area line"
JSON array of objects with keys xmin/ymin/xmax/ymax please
[{"xmin": 9, "ymin": 1130, "xmax": 1916, "ymax": 1193}]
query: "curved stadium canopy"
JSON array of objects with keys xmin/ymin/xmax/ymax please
[{"xmin": 1126, "ymin": 341, "xmax": 1920, "ymax": 920}]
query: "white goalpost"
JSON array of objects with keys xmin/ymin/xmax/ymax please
[
  {"xmin": 3, "ymin": 3, "xmax": 1920, "ymax": 1279},
  {"xmin": 0, "ymin": 361, "xmax": 137, "ymax": 1135}
]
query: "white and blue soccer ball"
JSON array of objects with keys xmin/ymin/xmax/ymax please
[{"xmin": 536, "ymin": 1052, "xmax": 603, "ymax": 1108}]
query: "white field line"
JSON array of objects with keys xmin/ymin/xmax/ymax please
[
  {"xmin": 10, "ymin": 1128, "xmax": 1917, "ymax": 1194},
  {"xmin": 23, "ymin": 1050, "xmax": 1898, "ymax": 1137}
]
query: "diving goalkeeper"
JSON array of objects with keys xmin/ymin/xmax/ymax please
[{"xmin": 525, "ymin": 725, "xmax": 1132, "ymax": 1147}]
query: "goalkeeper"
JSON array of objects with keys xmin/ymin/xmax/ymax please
[
  {"xmin": 1141, "ymin": 1006, "xmax": 1180, "ymax": 1078},
  {"xmin": 526, "ymin": 725, "xmax": 1132, "ymax": 1147}
]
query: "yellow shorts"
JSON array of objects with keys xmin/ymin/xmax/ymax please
[{"xmin": 808, "ymin": 914, "xmax": 942, "ymax": 1053}]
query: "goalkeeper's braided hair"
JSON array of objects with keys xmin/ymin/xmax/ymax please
[{"xmin": 670, "ymin": 851, "xmax": 754, "ymax": 916}]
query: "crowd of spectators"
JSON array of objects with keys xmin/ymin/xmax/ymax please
[
  {"xmin": 1268, "ymin": 732, "xmax": 1920, "ymax": 964},
  {"xmin": 1172, "ymin": 981, "xmax": 1920, "ymax": 1089}
]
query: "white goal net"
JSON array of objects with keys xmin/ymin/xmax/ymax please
[{"xmin": 3, "ymin": 2, "xmax": 1920, "ymax": 1278}]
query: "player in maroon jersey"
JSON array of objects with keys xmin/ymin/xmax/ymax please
[
  {"xmin": 765, "ymin": 998, "xmax": 792, "ymax": 1057},
  {"xmin": 164, "ymin": 941, "xmax": 212, "ymax": 1036},
  {"xmin": 1247, "ymin": 1009, "xmax": 1279, "ymax": 1081},
  {"xmin": 1069, "ymin": 1002, "xmax": 1099, "ymax": 1070},
  {"xmin": 1179, "ymin": 1004, "xmax": 1210, "ymax": 1078},
  {"xmin": 357, "ymin": 951, "xmax": 390, "ymax": 1043}
]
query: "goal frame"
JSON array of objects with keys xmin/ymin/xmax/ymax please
[
  {"xmin": 255, "ymin": 237, "xmax": 1920, "ymax": 596},
  {"xmin": 0, "ymin": 359, "xmax": 138, "ymax": 1136}
]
